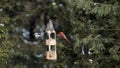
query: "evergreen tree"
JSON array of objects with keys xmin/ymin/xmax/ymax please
[{"xmin": 0, "ymin": 0, "xmax": 120, "ymax": 68}]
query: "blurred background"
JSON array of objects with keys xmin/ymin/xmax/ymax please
[{"xmin": 0, "ymin": 0, "xmax": 120, "ymax": 68}]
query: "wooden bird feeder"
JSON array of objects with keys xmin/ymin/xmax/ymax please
[{"xmin": 45, "ymin": 30, "xmax": 57, "ymax": 60}]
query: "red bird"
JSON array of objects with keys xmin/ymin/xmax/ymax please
[{"xmin": 58, "ymin": 32, "xmax": 71, "ymax": 44}]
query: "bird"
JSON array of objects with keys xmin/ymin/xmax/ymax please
[{"xmin": 58, "ymin": 32, "xmax": 71, "ymax": 44}]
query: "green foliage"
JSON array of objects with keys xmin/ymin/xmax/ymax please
[
  {"xmin": 0, "ymin": 25, "xmax": 11, "ymax": 66},
  {"xmin": 74, "ymin": 0, "xmax": 119, "ymax": 16},
  {"xmin": 0, "ymin": 0, "xmax": 120, "ymax": 68},
  {"xmin": 66, "ymin": 0, "xmax": 120, "ymax": 67}
]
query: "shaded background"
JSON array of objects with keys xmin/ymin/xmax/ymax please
[{"xmin": 0, "ymin": 0, "xmax": 120, "ymax": 68}]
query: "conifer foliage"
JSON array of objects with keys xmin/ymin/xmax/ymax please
[{"xmin": 0, "ymin": 0, "xmax": 120, "ymax": 68}]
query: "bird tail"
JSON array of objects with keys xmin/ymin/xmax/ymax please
[{"xmin": 63, "ymin": 35, "xmax": 72, "ymax": 44}]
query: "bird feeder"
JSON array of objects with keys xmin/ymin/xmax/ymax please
[{"xmin": 45, "ymin": 20, "xmax": 57, "ymax": 60}]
